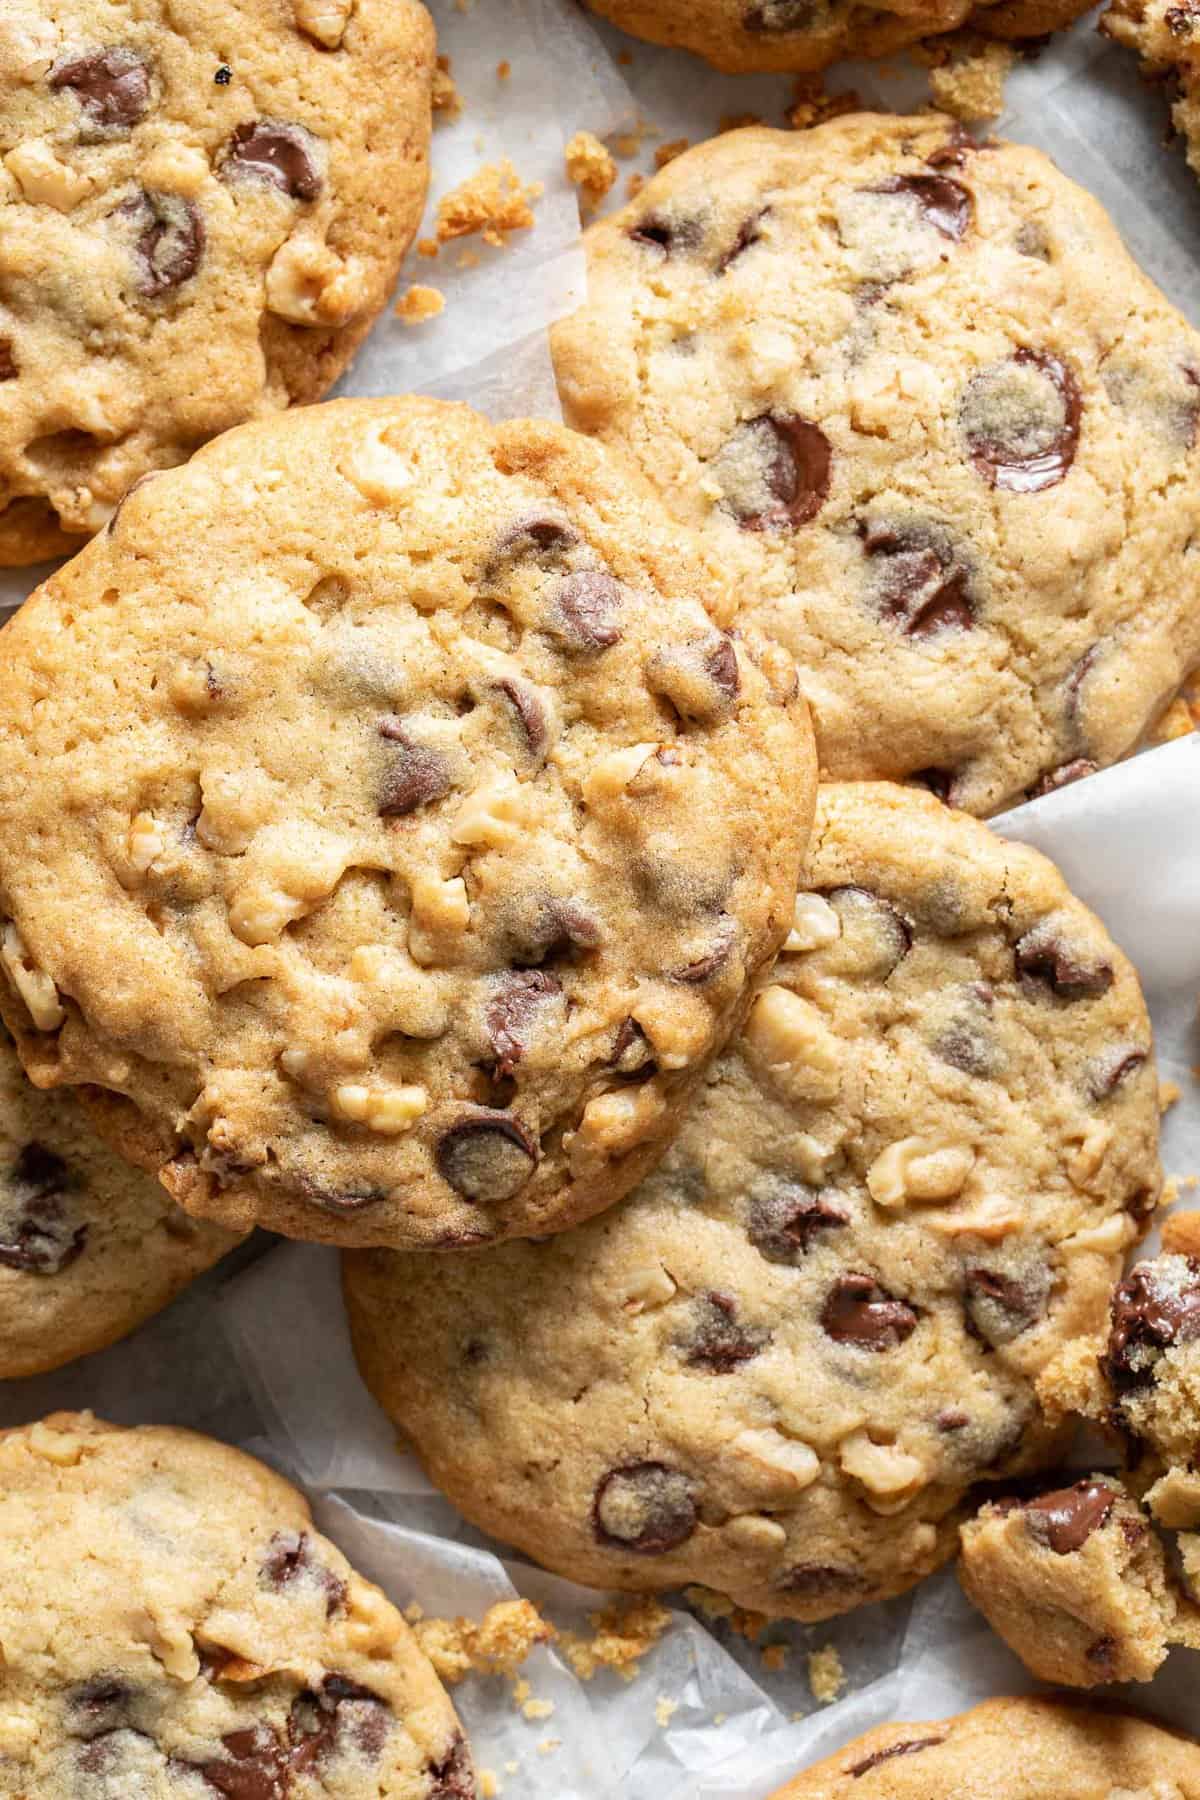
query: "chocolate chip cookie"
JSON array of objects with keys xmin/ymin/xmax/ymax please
[
  {"xmin": 768, "ymin": 1697, "xmax": 1200, "ymax": 1798},
  {"xmin": 0, "ymin": 397, "xmax": 814, "ymax": 1250},
  {"xmin": 342, "ymin": 781, "xmax": 1160, "ymax": 1619},
  {"xmin": 959, "ymin": 1474, "xmax": 1200, "ymax": 1685},
  {"xmin": 1103, "ymin": 0, "xmax": 1200, "ymax": 201},
  {"xmin": 0, "ymin": 1412, "xmax": 474, "ymax": 1796},
  {"xmin": 0, "ymin": 0, "xmax": 434, "ymax": 567},
  {"xmin": 0, "ymin": 1030, "xmax": 240, "ymax": 1379},
  {"xmin": 551, "ymin": 114, "xmax": 1200, "ymax": 815},
  {"xmin": 581, "ymin": 0, "xmax": 1089, "ymax": 72}
]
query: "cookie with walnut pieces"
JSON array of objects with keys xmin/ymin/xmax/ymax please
[
  {"xmin": 0, "ymin": 1029, "xmax": 241, "ymax": 1379},
  {"xmin": 0, "ymin": 0, "xmax": 434, "ymax": 566},
  {"xmin": 1103, "ymin": 0, "xmax": 1200, "ymax": 203},
  {"xmin": 342, "ymin": 782, "xmax": 1160, "ymax": 1620},
  {"xmin": 551, "ymin": 113, "xmax": 1200, "ymax": 814},
  {"xmin": 767, "ymin": 1697, "xmax": 1200, "ymax": 1798},
  {"xmin": 0, "ymin": 396, "xmax": 815, "ymax": 1250},
  {"xmin": 0, "ymin": 1412, "xmax": 475, "ymax": 1798}
]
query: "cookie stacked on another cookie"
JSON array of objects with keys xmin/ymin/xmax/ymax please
[
  {"xmin": 0, "ymin": 1411, "xmax": 474, "ymax": 1796},
  {"xmin": 344, "ymin": 782, "xmax": 1161, "ymax": 1620},
  {"xmin": 0, "ymin": 0, "xmax": 435, "ymax": 564},
  {"xmin": 552, "ymin": 113, "xmax": 1200, "ymax": 814},
  {"xmin": 0, "ymin": 396, "xmax": 816, "ymax": 1251}
]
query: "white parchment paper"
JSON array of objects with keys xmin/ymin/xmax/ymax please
[{"xmin": 2, "ymin": 0, "xmax": 1199, "ymax": 1790}]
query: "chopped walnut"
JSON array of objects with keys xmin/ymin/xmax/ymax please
[
  {"xmin": 434, "ymin": 159, "xmax": 542, "ymax": 249},
  {"xmin": 331, "ymin": 1082, "xmax": 427, "ymax": 1134},
  {"xmin": 564, "ymin": 130, "xmax": 617, "ymax": 205},
  {"xmin": 5, "ymin": 138, "xmax": 92, "ymax": 210},
  {"xmin": 292, "ymin": 0, "xmax": 353, "ymax": 49},
  {"xmin": 1, "ymin": 922, "xmax": 64, "ymax": 1031},
  {"xmin": 395, "ymin": 284, "xmax": 445, "ymax": 325}
]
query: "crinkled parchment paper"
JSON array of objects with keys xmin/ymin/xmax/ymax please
[{"xmin": 1, "ymin": 2, "xmax": 1198, "ymax": 1791}]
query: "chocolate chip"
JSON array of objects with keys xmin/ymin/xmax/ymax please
[
  {"xmin": 1086, "ymin": 1635, "xmax": 1118, "ymax": 1676},
  {"xmin": 821, "ymin": 1274, "xmax": 918, "ymax": 1350},
  {"xmin": 716, "ymin": 413, "xmax": 832, "ymax": 532},
  {"xmin": 493, "ymin": 677, "xmax": 549, "ymax": 759},
  {"xmin": 288, "ymin": 1677, "xmax": 390, "ymax": 1777},
  {"xmin": 121, "ymin": 189, "xmax": 205, "ymax": 297},
  {"xmin": 1106, "ymin": 1257, "xmax": 1200, "ymax": 1389},
  {"xmin": 259, "ymin": 1532, "xmax": 347, "ymax": 1617},
  {"xmin": 747, "ymin": 1183, "xmax": 848, "ymax": 1264},
  {"xmin": 291, "ymin": 1173, "xmax": 386, "ymax": 1214},
  {"xmin": 492, "ymin": 512, "xmax": 579, "ymax": 569},
  {"xmin": 937, "ymin": 1407, "xmax": 969, "ymax": 1431},
  {"xmin": 926, "ymin": 127, "xmax": 975, "ymax": 169},
  {"xmin": 628, "ymin": 212, "xmax": 702, "ymax": 256},
  {"xmin": 1014, "ymin": 920, "xmax": 1113, "ymax": 1000},
  {"xmin": 51, "ymin": 48, "xmax": 150, "ymax": 133},
  {"xmin": 773, "ymin": 1563, "xmax": 865, "ymax": 1599},
  {"xmin": 847, "ymin": 1738, "xmax": 944, "ymax": 1778},
  {"xmin": 505, "ymin": 895, "xmax": 603, "ymax": 966},
  {"xmin": 222, "ymin": 121, "xmax": 322, "ymax": 200},
  {"xmin": 68, "ymin": 1678, "xmax": 133, "ymax": 1738},
  {"xmin": 429, "ymin": 1734, "xmax": 476, "ymax": 1800},
  {"xmin": 678, "ymin": 1291, "xmax": 769, "ymax": 1372},
  {"xmin": 0, "ymin": 1142, "xmax": 86, "ymax": 1275},
  {"xmin": 215, "ymin": 64, "xmax": 233, "ymax": 84},
  {"xmin": 593, "ymin": 1462, "xmax": 697, "ymax": 1553},
  {"xmin": 964, "ymin": 1266, "xmax": 1048, "ymax": 1347},
  {"xmin": 962, "ymin": 348, "xmax": 1081, "ymax": 493},
  {"xmin": 485, "ymin": 971, "xmax": 562, "ymax": 1077},
  {"xmin": 610, "ymin": 1016, "xmax": 655, "ymax": 1074},
  {"xmin": 0, "ymin": 340, "xmax": 14, "ymax": 382},
  {"xmin": 930, "ymin": 986, "xmax": 1000, "ymax": 1078},
  {"xmin": 822, "ymin": 884, "xmax": 912, "ymax": 977},
  {"xmin": 870, "ymin": 174, "xmax": 972, "ymax": 240},
  {"xmin": 1024, "ymin": 1479, "xmax": 1116, "ymax": 1554},
  {"xmin": 377, "ymin": 718, "xmax": 451, "ymax": 816},
  {"xmin": 1087, "ymin": 1047, "xmax": 1147, "ymax": 1102},
  {"xmin": 858, "ymin": 518, "xmax": 975, "ymax": 638},
  {"xmin": 200, "ymin": 1726, "xmax": 288, "ymax": 1799},
  {"xmin": 673, "ymin": 915, "xmax": 737, "ymax": 984},
  {"xmin": 1026, "ymin": 757, "xmax": 1098, "ymax": 799},
  {"xmin": 717, "ymin": 208, "xmax": 769, "ymax": 273},
  {"xmin": 546, "ymin": 571, "xmax": 623, "ymax": 651},
  {"xmin": 436, "ymin": 1110, "xmax": 537, "ymax": 1202},
  {"xmin": 647, "ymin": 633, "xmax": 741, "ymax": 723}
]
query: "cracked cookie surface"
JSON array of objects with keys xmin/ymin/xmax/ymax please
[
  {"xmin": 342, "ymin": 782, "xmax": 1160, "ymax": 1619},
  {"xmin": 0, "ymin": 0, "xmax": 434, "ymax": 566},
  {"xmin": 552, "ymin": 114, "xmax": 1200, "ymax": 814},
  {"xmin": 0, "ymin": 1030, "xmax": 240, "ymax": 1379},
  {"xmin": 767, "ymin": 1696, "xmax": 1200, "ymax": 1797},
  {"xmin": 0, "ymin": 397, "xmax": 814, "ymax": 1250},
  {"xmin": 0, "ymin": 1412, "xmax": 474, "ymax": 1798}
]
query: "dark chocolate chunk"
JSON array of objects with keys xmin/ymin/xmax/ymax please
[
  {"xmin": 747, "ymin": 1182, "xmax": 848, "ymax": 1264},
  {"xmin": 1087, "ymin": 1047, "xmax": 1147, "ymax": 1102},
  {"xmin": 821, "ymin": 1274, "xmax": 918, "ymax": 1350},
  {"xmin": 870, "ymin": 173, "xmax": 972, "ymax": 239},
  {"xmin": 628, "ymin": 212, "xmax": 703, "ymax": 256},
  {"xmin": 1106, "ymin": 1257, "xmax": 1200, "ymax": 1389},
  {"xmin": 0, "ymin": 1141, "xmax": 86, "ymax": 1275},
  {"xmin": 1014, "ymin": 919, "xmax": 1112, "ymax": 1000},
  {"xmin": 719, "ymin": 413, "xmax": 832, "ymax": 532},
  {"xmin": 546, "ymin": 571, "xmax": 623, "ymax": 651},
  {"xmin": 50, "ymin": 48, "xmax": 150, "ymax": 133},
  {"xmin": 858, "ymin": 518, "xmax": 975, "ymax": 638},
  {"xmin": 121, "ymin": 189, "xmax": 205, "ymax": 297},
  {"xmin": 377, "ymin": 718, "xmax": 452, "ymax": 816},
  {"xmin": 436, "ymin": 1110, "xmax": 537, "ymax": 1202},
  {"xmin": 964, "ymin": 1266, "xmax": 1048, "ymax": 1347},
  {"xmin": 717, "ymin": 207, "xmax": 769, "ymax": 273},
  {"xmin": 222, "ymin": 121, "xmax": 322, "ymax": 200},
  {"xmin": 593, "ymin": 1461, "xmax": 697, "ymax": 1553},
  {"xmin": 1023, "ymin": 1479, "xmax": 1116, "ymax": 1554},
  {"xmin": 485, "ymin": 971, "xmax": 562, "ymax": 1077},
  {"xmin": 493, "ymin": 677, "xmax": 549, "ymax": 758},
  {"xmin": 962, "ymin": 348, "xmax": 1081, "ymax": 493},
  {"xmin": 200, "ymin": 1726, "xmax": 288, "ymax": 1799},
  {"xmin": 678, "ymin": 1291, "xmax": 769, "ymax": 1372},
  {"xmin": 428, "ymin": 1734, "xmax": 476, "ymax": 1800}
]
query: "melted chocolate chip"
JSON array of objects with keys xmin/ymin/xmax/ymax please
[
  {"xmin": 1024, "ymin": 1479, "xmax": 1115, "ymax": 1554},
  {"xmin": 51, "ymin": 48, "xmax": 150, "ymax": 133},
  {"xmin": 718, "ymin": 207, "xmax": 769, "ymax": 273},
  {"xmin": 926, "ymin": 127, "xmax": 975, "ymax": 169},
  {"xmin": 1014, "ymin": 921, "xmax": 1113, "ymax": 1000},
  {"xmin": 429, "ymin": 1734, "xmax": 476, "ymax": 1800},
  {"xmin": 1087, "ymin": 1047, "xmax": 1147, "ymax": 1102},
  {"xmin": 288, "ymin": 1676, "xmax": 390, "ymax": 1777},
  {"xmin": 493, "ymin": 677, "xmax": 548, "ymax": 758},
  {"xmin": 0, "ymin": 1141, "xmax": 86, "ymax": 1275},
  {"xmin": 628, "ymin": 212, "xmax": 702, "ymax": 256},
  {"xmin": 964, "ymin": 1267, "xmax": 1048, "ymax": 1347},
  {"xmin": 821, "ymin": 1274, "xmax": 918, "ymax": 1350},
  {"xmin": 68, "ymin": 1677, "xmax": 133, "ymax": 1737},
  {"xmin": 121, "ymin": 189, "xmax": 205, "ymax": 297},
  {"xmin": 0, "ymin": 340, "xmax": 14, "ymax": 382},
  {"xmin": 377, "ymin": 718, "xmax": 451, "ymax": 816},
  {"xmin": 773, "ymin": 1563, "xmax": 865, "ymax": 1599},
  {"xmin": 547, "ymin": 571, "xmax": 623, "ymax": 651},
  {"xmin": 962, "ymin": 348, "xmax": 1081, "ymax": 493},
  {"xmin": 507, "ymin": 895, "xmax": 602, "ymax": 967},
  {"xmin": 493, "ymin": 513, "xmax": 580, "ymax": 569},
  {"xmin": 673, "ymin": 915, "xmax": 737, "ymax": 984},
  {"xmin": 858, "ymin": 518, "xmax": 975, "ymax": 638},
  {"xmin": 200, "ymin": 1726, "xmax": 287, "ymax": 1799},
  {"xmin": 291, "ymin": 1174, "xmax": 386, "ymax": 1214},
  {"xmin": 259, "ymin": 1531, "xmax": 346, "ymax": 1617},
  {"xmin": 847, "ymin": 1737, "xmax": 944, "ymax": 1778},
  {"xmin": 1106, "ymin": 1258, "xmax": 1200, "ymax": 1389},
  {"xmin": 870, "ymin": 173, "xmax": 972, "ymax": 240},
  {"xmin": 436, "ymin": 1111, "xmax": 537, "ymax": 1202},
  {"xmin": 647, "ymin": 633, "xmax": 741, "ymax": 724},
  {"xmin": 822, "ymin": 884, "xmax": 912, "ymax": 977},
  {"xmin": 1026, "ymin": 758, "xmax": 1098, "ymax": 800},
  {"xmin": 719, "ymin": 413, "xmax": 832, "ymax": 532},
  {"xmin": 223, "ymin": 121, "xmax": 322, "ymax": 200},
  {"xmin": 593, "ymin": 1462, "xmax": 698, "ymax": 1553},
  {"xmin": 485, "ymin": 971, "xmax": 562, "ymax": 1077},
  {"xmin": 747, "ymin": 1183, "xmax": 848, "ymax": 1264},
  {"xmin": 679, "ymin": 1291, "xmax": 769, "ymax": 1372}
]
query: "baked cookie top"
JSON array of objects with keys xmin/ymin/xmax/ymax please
[
  {"xmin": 0, "ymin": 1030, "xmax": 239, "ymax": 1379},
  {"xmin": 768, "ymin": 1696, "xmax": 1200, "ymax": 1797},
  {"xmin": 343, "ymin": 782, "xmax": 1160, "ymax": 1620},
  {"xmin": 582, "ymin": 0, "xmax": 1089, "ymax": 73},
  {"xmin": 0, "ymin": 1412, "xmax": 474, "ymax": 1798},
  {"xmin": 552, "ymin": 113, "xmax": 1200, "ymax": 815},
  {"xmin": 0, "ymin": 0, "xmax": 434, "ymax": 566},
  {"xmin": 0, "ymin": 397, "xmax": 814, "ymax": 1250}
]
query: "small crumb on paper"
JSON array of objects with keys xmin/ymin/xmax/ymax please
[
  {"xmin": 479, "ymin": 1773, "xmax": 499, "ymax": 1799},
  {"xmin": 786, "ymin": 75, "xmax": 860, "ymax": 131},
  {"xmin": 1162, "ymin": 1079, "xmax": 1182, "ymax": 1112},
  {"xmin": 915, "ymin": 33, "xmax": 1014, "ymax": 121},
  {"xmin": 684, "ymin": 1586, "xmax": 734, "ymax": 1623},
  {"xmin": 626, "ymin": 172, "xmax": 645, "ymax": 200},
  {"xmin": 514, "ymin": 1678, "xmax": 554, "ymax": 1722},
  {"xmin": 411, "ymin": 1598, "xmax": 553, "ymax": 1684},
  {"xmin": 1164, "ymin": 1209, "xmax": 1200, "ymax": 1256},
  {"xmin": 655, "ymin": 1696, "xmax": 678, "ymax": 1728},
  {"xmin": 558, "ymin": 1596, "xmax": 672, "ymax": 1681},
  {"xmin": 435, "ymin": 159, "xmax": 543, "ymax": 248},
  {"xmin": 807, "ymin": 1644, "xmax": 846, "ymax": 1703},
  {"xmin": 496, "ymin": 59, "xmax": 511, "ymax": 80},
  {"xmin": 432, "ymin": 55, "xmax": 463, "ymax": 123},
  {"xmin": 395, "ymin": 284, "xmax": 445, "ymax": 325},
  {"xmin": 653, "ymin": 137, "xmax": 690, "ymax": 169},
  {"xmin": 565, "ymin": 130, "xmax": 618, "ymax": 204},
  {"xmin": 761, "ymin": 1642, "xmax": 790, "ymax": 1673}
]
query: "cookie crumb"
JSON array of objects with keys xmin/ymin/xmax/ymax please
[
  {"xmin": 626, "ymin": 172, "xmax": 645, "ymax": 200},
  {"xmin": 537, "ymin": 1738, "xmax": 560, "ymax": 1756},
  {"xmin": 496, "ymin": 59, "xmax": 511, "ymax": 80},
  {"xmin": 916, "ymin": 33, "xmax": 1014, "ymax": 121},
  {"xmin": 434, "ymin": 159, "xmax": 542, "ymax": 248},
  {"xmin": 807, "ymin": 1644, "xmax": 846, "ymax": 1703},
  {"xmin": 761, "ymin": 1642, "xmax": 790, "ymax": 1673},
  {"xmin": 416, "ymin": 237, "xmax": 439, "ymax": 260},
  {"xmin": 411, "ymin": 1598, "xmax": 553, "ymax": 1685},
  {"xmin": 564, "ymin": 130, "xmax": 618, "ymax": 204},
  {"xmin": 654, "ymin": 1696, "xmax": 678, "ymax": 1728},
  {"xmin": 683, "ymin": 1586, "xmax": 734, "ymax": 1623},
  {"xmin": 786, "ymin": 75, "xmax": 861, "ymax": 131},
  {"xmin": 1164, "ymin": 1209, "xmax": 1200, "ymax": 1257},
  {"xmin": 432, "ymin": 55, "xmax": 464, "ymax": 123},
  {"xmin": 720, "ymin": 111, "xmax": 764, "ymax": 132},
  {"xmin": 394, "ymin": 284, "xmax": 445, "ymax": 325},
  {"xmin": 617, "ymin": 47, "xmax": 634, "ymax": 63},
  {"xmin": 653, "ymin": 137, "xmax": 690, "ymax": 169},
  {"xmin": 558, "ymin": 1596, "xmax": 672, "ymax": 1681},
  {"xmin": 1151, "ymin": 695, "xmax": 1198, "ymax": 743},
  {"xmin": 479, "ymin": 1773, "xmax": 500, "ymax": 1799},
  {"xmin": 1161, "ymin": 1079, "xmax": 1182, "ymax": 1112}
]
